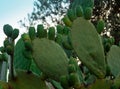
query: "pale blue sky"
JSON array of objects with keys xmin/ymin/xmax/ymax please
[{"xmin": 0, "ymin": 0, "xmax": 34, "ymax": 46}]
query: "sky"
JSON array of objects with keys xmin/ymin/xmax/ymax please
[{"xmin": 0, "ymin": 0, "xmax": 34, "ymax": 46}]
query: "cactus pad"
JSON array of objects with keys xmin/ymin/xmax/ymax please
[
  {"xmin": 70, "ymin": 17, "xmax": 106, "ymax": 78},
  {"xmin": 8, "ymin": 70, "xmax": 48, "ymax": 89},
  {"xmin": 107, "ymin": 45, "xmax": 120, "ymax": 77},
  {"xmin": 32, "ymin": 38, "xmax": 68, "ymax": 81}
]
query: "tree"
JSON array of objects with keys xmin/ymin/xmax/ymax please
[{"xmin": 19, "ymin": 0, "xmax": 70, "ymax": 28}]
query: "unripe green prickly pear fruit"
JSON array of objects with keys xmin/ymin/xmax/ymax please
[
  {"xmin": 63, "ymin": 26, "xmax": 70, "ymax": 35},
  {"xmin": 55, "ymin": 34, "xmax": 63, "ymax": 45},
  {"xmin": 6, "ymin": 45, "xmax": 13, "ymax": 55},
  {"xmin": 76, "ymin": 5, "xmax": 83, "ymax": 17},
  {"xmin": 24, "ymin": 40, "xmax": 32, "ymax": 51},
  {"xmin": 21, "ymin": 33, "xmax": 31, "ymax": 41},
  {"xmin": 84, "ymin": 7, "xmax": 92, "ymax": 20},
  {"xmin": 68, "ymin": 64, "xmax": 77, "ymax": 74},
  {"xmin": 69, "ymin": 73, "xmax": 80, "ymax": 86},
  {"xmin": 4, "ymin": 38, "xmax": 10, "ymax": 47},
  {"xmin": 48, "ymin": 27, "xmax": 55, "ymax": 40},
  {"xmin": 69, "ymin": 57, "xmax": 78, "ymax": 70},
  {"xmin": 62, "ymin": 15, "xmax": 72, "ymax": 27},
  {"xmin": 3, "ymin": 24, "xmax": 13, "ymax": 37},
  {"xmin": 60, "ymin": 75, "xmax": 69, "ymax": 89},
  {"xmin": 28, "ymin": 27, "xmax": 36, "ymax": 40},
  {"xmin": 11, "ymin": 28, "xmax": 19, "ymax": 40},
  {"xmin": 62, "ymin": 41, "xmax": 73, "ymax": 50},
  {"xmin": 56, "ymin": 25, "xmax": 63, "ymax": 34},
  {"xmin": 67, "ymin": 9, "xmax": 76, "ymax": 22},
  {"xmin": 37, "ymin": 24, "xmax": 45, "ymax": 38},
  {"xmin": 96, "ymin": 19, "xmax": 105, "ymax": 34},
  {"xmin": 0, "ymin": 46, "xmax": 5, "ymax": 53}
]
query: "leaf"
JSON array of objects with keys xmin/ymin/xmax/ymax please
[
  {"xmin": 107, "ymin": 45, "xmax": 120, "ymax": 77},
  {"xmin": 8, "ymin": 70, "xmax": 48, "ymax": 89}
]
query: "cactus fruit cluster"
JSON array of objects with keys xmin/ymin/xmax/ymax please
[{"xmin": 0, "ymin": 1, "xmax": 120, "ymax": 89}]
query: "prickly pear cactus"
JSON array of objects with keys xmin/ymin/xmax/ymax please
[
  {"xmin": 8, "ymin": 70, "xmax": 48, "ymax": 89},
  {"xmin": 32, "ymin": 38, "xmax": 69, "ymax": 81},
  {"xmin": 107, "ymin": 45, "xmax": 120, "ymax": 77},
  {"xmin": 70, "ymin": 17, "xmax": 106, "ymax": 78}
]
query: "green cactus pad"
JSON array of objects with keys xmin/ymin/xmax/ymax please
[
  {"xmin": 3, "ymin": 24, "xmax": 13, "ymax": 37},
  {"xmin": 8, "ymin": 70, "xmax": 48, "ymax": 89},
  {"xmin": 32, "ymin": 38, "xmax": 68, "ymax": 81},
  {"xmin": 14, "ymin": 39, "xmax": 32, "ymax": 70},
  {"xmin": 70, "ymin": 17, "xmax": 106, "ymax": 78},
  {"xmin": 28, "ymin": 27, "xmax": 36, "ymax": 40},
  {"xmin": 107, "ymin": 45, "xmax": 120, "ymax": 77},
  {"xmin": 11, "ymin": 28, "xmax": 19, "ymax": 40}
]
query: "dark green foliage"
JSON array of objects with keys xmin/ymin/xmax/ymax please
[
  {"xmin": 28, "ymin": 27, "xmax": 36, "ymax": 40},
  {"xmin": 76, "ymin": 5, "xmax": 83, "ymax": 17},
  {"xmin": 84, "ymin": 7, "xmax": 92, "ymax": 20},
  {"xmin": 67, "ymin": 9, "xmax": 76, "ymax": 22},
  {"xmin": 11, "ymin": 28, "xmax": 19, "ymax": 40},
  {"xmin": 96, "ymin": 19, "xmax": 105, "ymax": 34},
  {"xmin": 48, "ymin": 27, "xmax": 55, "ymax": 40},
  {"xmin": 62, "ymin": 15, "xmax": 72, "ymax": 27},
  {"xmin": 3, "ymin": 24, "xmax": 13, "ymax": 37}
]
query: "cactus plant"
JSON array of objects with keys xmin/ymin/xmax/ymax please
[
  {"xmin": 70, "ymin": 17, "xmax": 106, "ymax": 78},
  {"xmin": 32, "ymin": 38, "xmax": 68, "ymax": 81}
]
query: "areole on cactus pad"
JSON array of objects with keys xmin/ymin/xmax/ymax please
[
  {"xmin": 32, "ymin": 38, "xmax": 69, "ymax": 81},
  {"xmin": 70, "ymin": 17, "xmax": 106, "ymax": 78}
]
